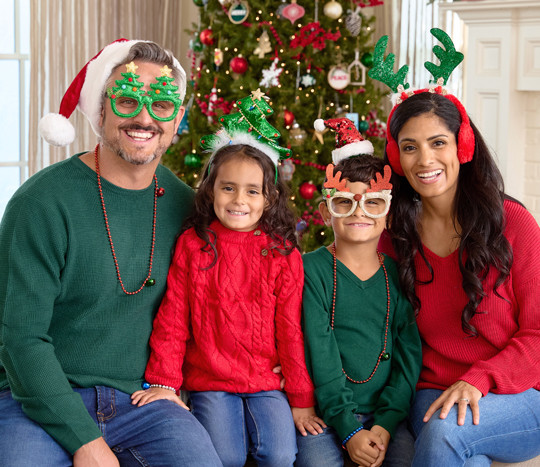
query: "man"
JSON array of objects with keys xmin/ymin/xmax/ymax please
[{"xmin": 0, "ymin": 39, "xmax": 221, "ymax": 466}]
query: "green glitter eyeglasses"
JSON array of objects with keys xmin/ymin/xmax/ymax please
[{"xmin": 107, "ymin": 62, "xmax": 182, "ymax": 122}]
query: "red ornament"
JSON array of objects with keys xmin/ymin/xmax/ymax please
[
  {"xmin": 199, "ymin": 28, "xmax": 214, "ymax": 46},
  {"xmin": 299, "ymin": 181, "xmax": 317, "ymax": 200},
  {"xmin": 230, "ymin": 56, "xmax": 249, "ymax": 74},
  {"xmin": 284, "ymin": 109, "xmax": 295, "ymax": 126}
]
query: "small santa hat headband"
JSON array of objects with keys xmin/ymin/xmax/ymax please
[
  {"xmin": 314, "ymin": 117, "xmax": 374, "ymax": 165},
  {"xmin": 367, "ymin": 28, "xmax": 474, "ymax": 176},
  {"xmin": 39, "ymin": 38, "xmax": 187, "ymax": 146}
]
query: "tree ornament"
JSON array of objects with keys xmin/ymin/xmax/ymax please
[
  {"xmin": 228, "ymin": 0, "xmax": 250, "ymax": 24},
  {"xmin": 184, "ymin": 153, "xmax": 202, "ymax": 168},
  {"xmin": 214, "ymin": 48, "xmax": 224, "ymax": 67},
  {"xmin": 361, "ymin": 52, "xmax": 374, "ymax": 68},
  {"xmin": 328, "ymin": 65, "xmax": 350, "ymax": 90},
  {"xmin": 199, "ymin": 28, "xmax": 214, "ymax": 46},
  {"xmin": 300, "ymin": 70, "xmax": 316, "ymax": 88},
  {"xmin": 345, "ymin": 7, "xmax": 362, "ymax": 37},
  {"xmin": 296, "ymin": 219, "xmax": 308, "ymax": 233},
  {"xmin": 348, "ymin": 50, "xmax": 367, "ymax": 86},
  {"xmin": 230, "ymin": 55, "xmax": 249, "ymax": 74},
  {"xmin": 218, "ymin": 0, "xmax": 232, "ymax": 5},
  {"xmin": 284, "ymin": 109, "xmax": 295, "ymax": 127},
  {"xmin": 260, "ymin": 57, "xmax": 283, "ymax": 89},
  {"xmin": 254, "ymin": 30, "xmax": 272, "ymax": 59},
  {"xmin": 299, "ymin": 181, "xmax": 317, "ymax": 200},
  {"xmin": 324, "ymin": 0, "xmax": 343, "ymax": 19},
  {"xmin": 358, "ymin": 119, "xmax": 369, "ymax": 132},
  {"xmin": 281, "ymin": 0, "xmax": 305, "ymax": 25},
  {"xmin": 189, "ymin": 36, "xmax": 204, "ymax": 53},
  {"xmin": 290, "ymin": 22, "xmax": 341, "ymax": 51},
  {"xmin": 278, "ymin": 158, "xmax": 295, "ymax": 181},
  {"xmin": 289, "ymin": 122, "xmax": 307, "ymax": 146}
]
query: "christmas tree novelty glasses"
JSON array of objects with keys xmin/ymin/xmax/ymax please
[
  {"xmin": 107, "ymin": 62, "xmax": 182, "ymax": 122},
  {"xmin": 322, "ymin": 164, "xmax": 393, "ymax": 219}
]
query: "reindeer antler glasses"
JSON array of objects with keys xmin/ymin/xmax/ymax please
[{"xmin": 322, "ymin": 164, "xmax": 393, "ymax": 219}]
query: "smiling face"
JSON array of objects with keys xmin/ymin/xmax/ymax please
[
  {"xmin": 397, "ymin": 113, "xmax": 460, "ymax": 203},
  {"xmin": 320, "ymin": 179, "xmax": 387, "ymax": 248},
  {"xmin": 99, "ymin": 60, "xmax": 185, "ymax": 166},
  {"xmin": 213, "ymin": 156, "xmax": 267, "ymax": 232}
]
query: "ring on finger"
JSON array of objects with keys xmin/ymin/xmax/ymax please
[{"xmin": 457, "ymin": 398, "xmax": 470, "ymax": 403}]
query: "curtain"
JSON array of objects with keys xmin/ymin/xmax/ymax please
[{"xmin": 28, "ymin": 0, "xmax": 197, "ymax": 175}]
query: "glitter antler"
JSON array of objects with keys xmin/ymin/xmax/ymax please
[
  {"xmin": 323, "ymin": 164, "xmax": 349, "ymax": 192},
  {"xmin": 367, "ymin": 35, "xmax": 409, "ymax": 93},
  {"xmin": 424, "ymin": 28, "xmax": 464, "ymax": 85},
  {"xmin": 367, "ymin": 165, "xmax": 392, "ymax": 193}
]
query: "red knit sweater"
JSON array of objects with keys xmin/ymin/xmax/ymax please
[
  {"xmin": 145, "ymin": 221, "xmax": 315, "ymax": 408},
  {"xmin": 379, "ymin": 200, "xmax": 540, "ymax": 396}
]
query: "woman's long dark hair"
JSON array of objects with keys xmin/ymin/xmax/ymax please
[
  {"xmin": 182, "ymin": 144, "xmax": 298, "ymax": 268},
  {"xmin": 386, "ymin": 92, "xmax": 513, "ymax": 336}
]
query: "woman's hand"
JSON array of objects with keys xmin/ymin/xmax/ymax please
[
  {"xmin": 131, "ymin": 387, "xmax": 189, "ymax": 410},
  {"xmin": 291, "ymin": 406, "xmax": 327, "ymax": 436},
  {"xmin": 423, "ymin": 380, "xmax": 482, "ymax": 425}
]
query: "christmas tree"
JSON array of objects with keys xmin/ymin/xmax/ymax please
[{"xmin": 163, "ymin": 0, "xmax": 388, "ymax": 252}]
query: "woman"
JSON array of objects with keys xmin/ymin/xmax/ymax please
[{"xmin": 379, "ymin": 90, "xmax": 540, "ymax": 466}]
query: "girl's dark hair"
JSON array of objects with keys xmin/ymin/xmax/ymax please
[
  {"xmin": 386, "ymin": 92, "xmax": 513, "ymax": 336},
  {"xmin": 333, "ymin": 154, "xmax": 385, "ymax": 185},
  {"xmin": 182, "ymin": 144, "xmax": 298, "ymax": 268}
]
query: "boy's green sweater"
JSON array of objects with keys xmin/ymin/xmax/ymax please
[
  {"xmin": 0, "ymin": 154, "xmax": 193, "ymax": 453},
  {"xmin": 302, "ymin": 247, "xmax": 422, "ymax": 441}
]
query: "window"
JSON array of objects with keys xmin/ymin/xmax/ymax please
[{"xmin": 0, "ymin": 0, "xmax": 29, "ymax": 218}]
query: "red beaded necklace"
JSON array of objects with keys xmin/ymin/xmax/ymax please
[
  {"xmin": 94, "ymin": 144, "xmax": 158, "ymax": 295},
  {"xmin": 331, "ymin": 242, "xmax": 390, "ymax": 384}
]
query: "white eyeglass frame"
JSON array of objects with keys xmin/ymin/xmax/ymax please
[{"xmin": 325, "ymin": 190, "xmax": 392, "ymax": 219}]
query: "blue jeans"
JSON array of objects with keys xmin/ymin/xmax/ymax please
[
  {"xmin": 410, "ymin": 388, "xmax": 540, "ymax": 466},
  {"xmin": 0, "ymin": 387, "xmax": 222, "ymax": 466},
  {"xmin": 295, "ymin": 413, "xmax": 415, "ymax": 467},
  {"xmin": 190, "ymin": 390, "xmax": 297, "ymax": 467}
]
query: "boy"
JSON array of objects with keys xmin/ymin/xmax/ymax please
[{"xmin": 296, "ymin": 118, "xmax": 422, "ymax": 467}]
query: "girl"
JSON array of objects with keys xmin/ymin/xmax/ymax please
[{"xmin": 132, "ymin": 91, "xmax": 323, "ymax": 467}]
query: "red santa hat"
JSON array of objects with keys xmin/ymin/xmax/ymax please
[
  {"xmin": 38, "ymin": 38, "xmax": 187, "ymax": 146},
  {"xmin": 314, "ymin": 117, "xmax": 374, "ymax": 165}
]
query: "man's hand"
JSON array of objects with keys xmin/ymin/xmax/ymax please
[
  {"xmin": 73, "ymin": 437, "xmax": 119, "ymax": 467},
  {"xmin": 291, "ymin": 406, "xmax": 327, "ymax": 436},
  {"xmin": 131, "ymin": 387, "xmax": 189, "ymax": 410},
  {"xmin": 345, "ymin": 429, "xmax": 385, "ymax": 467}
]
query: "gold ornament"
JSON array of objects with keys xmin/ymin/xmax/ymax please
[{"xmin": 323, "ymin": 0, "xmax": 343, "ymax": 20}]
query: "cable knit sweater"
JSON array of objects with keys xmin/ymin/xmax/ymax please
[
  {"xmin": 379, "ymin": 199, "xmax": 540, "ymax": 396},
  {"xmin": 145, "ymin": 220, "xmax": 316, "ymax": 408}
]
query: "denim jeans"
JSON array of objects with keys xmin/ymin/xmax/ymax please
[
  {"xmin": 0, "ymin": 387, "xmax": 222, "ymax": 466},
  {"xmin": 190, "ymin": 390, "xmax": 297, "ymax": 467},
  {"xmin": 410, "ymin": 388, "xmax": 540, "ymax": 466},
  {"xmin": 295, "ymin": 413, "xmax": 415, "ymax": 467}
]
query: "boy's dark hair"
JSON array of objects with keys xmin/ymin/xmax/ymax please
[
  {"xmin": 182, "ymin": 144, "xmax": 298, "ymax": 269},
  {"xmin": 329, "ymin": 155, "xmax": 386, "ymax": 186}
]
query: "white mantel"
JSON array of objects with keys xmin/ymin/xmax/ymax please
[{"xmin": 440, "ymin": 0, "xmax": 540, "ymax": 220}]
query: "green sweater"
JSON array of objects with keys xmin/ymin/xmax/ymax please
[
  {"xmin": 0, "ymin": 154, "xmax": 193, "ymax": 453},
  {"xmin": 302, "ymin": 247, "xmax": 421, "ymax": 441}
]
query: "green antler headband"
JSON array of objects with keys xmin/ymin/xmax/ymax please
[{"xmin": 367, "ymin": 28, "xmax": 474, "ymax": 176}]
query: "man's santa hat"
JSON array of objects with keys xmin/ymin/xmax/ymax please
[
  {"xmin": 314, "ymin": 117, "xmax": 374, "ymax": 165},
  {"xmin": 38, "ymin": 38, "xmax": 187, "ymax": 146}
]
